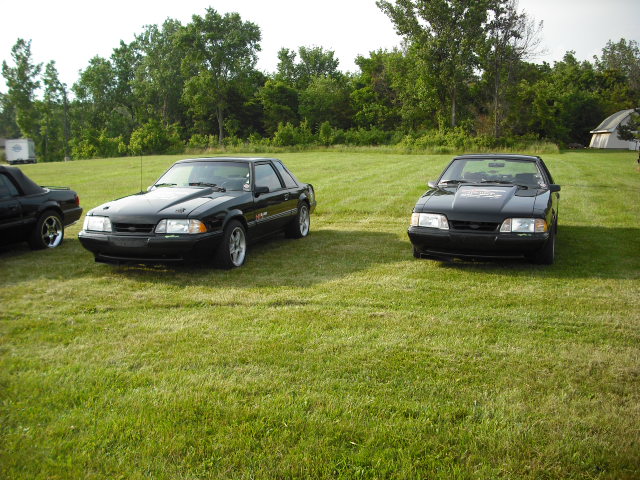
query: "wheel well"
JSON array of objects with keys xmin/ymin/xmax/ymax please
[
  {"xmin": 40, "ymin": 207, "xmax": 64, "ymax": 220},
  {"xmin": 225, "ymin": 214, "xmax": 247, "ymax": 231}
]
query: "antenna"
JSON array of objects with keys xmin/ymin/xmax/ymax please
[{"xmin": 139, "ymin": 154, "xmax": 143, "ymax": 193}]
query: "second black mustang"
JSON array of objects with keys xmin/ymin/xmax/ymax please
[
  {"xmin": 79, "ymin": 157, "xmax": 316, "ymax": 268},
  {"xmin": 408, "ymin": 154, "xmax": 560, "ymax": 264}
]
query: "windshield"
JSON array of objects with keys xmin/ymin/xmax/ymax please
[
  {"xmin": 153, "ymin": 161, "xmax": 250, "ymax": 191},
  {"xmin": 439, "ymin": 158, "xmax": 544, "ymax": 187}
]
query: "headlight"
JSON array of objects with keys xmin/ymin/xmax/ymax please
[
  {"xmin": 83, "ymin": 215, "xmax": 112, "ymax": 232},
  {"xmin": 500, "ymin": 218, "xmax": 547, "ymax": 233},
  {"xmin": 155, "ymin": 219, "xmax": 207, "ymax": 234},
  {"xmin": 410, "ymin": 213, "xmax": 449, "ymax": 230}
]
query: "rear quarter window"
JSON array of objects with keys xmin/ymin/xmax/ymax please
[{"xmin": 274, "ymin": 161, "xmax": 298, "ymax": 188}]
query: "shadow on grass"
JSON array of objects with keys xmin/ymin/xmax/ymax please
[
  {"xmin": 109, "ymin": 228, "xmax": 410, "ymax": 288},
  {"xmin": 0, "ymin": 229, "xmax": 408, "ymax": 288},
  {"xmin": 433, "ymin": 225, "xmax": 639, "ymax": 280},
  {"xmin": 1, "ymin": 225, "xmax": 638, "ymax": 286}
]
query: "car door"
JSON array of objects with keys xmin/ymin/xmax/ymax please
[
  {"xmin": 0, "ymin": 173, "xmax": 24, "ymax": 240},
  {"xmin": 252, "ymin": 162, "xmax": 289, "ymax": 238},
  {"xmin": 273, "ymin": 160, "xmax": 302, "ymax": 219}
]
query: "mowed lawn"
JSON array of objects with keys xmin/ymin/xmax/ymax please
[{"xmin": 1, "ymin": 151, "xmax": 638, "ymax": 479}]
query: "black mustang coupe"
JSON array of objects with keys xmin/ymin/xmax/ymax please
[
  {"xmin": 79, "ymin": 157, "xmax": 316, "ymax": 268},
  {"xmin": 408, "ymin": 154, "xmax": 560, "ymax": 264},
  {"xmin": 0, "ymin": 165, "xmax": 82, "ymax": 249}
]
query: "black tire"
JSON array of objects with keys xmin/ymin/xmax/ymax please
[
  {"xmin": 529, "ymin": 223, "xmax": 556, "ymax": 265},
  {"xmin": 285, "ymin": 202, "xmax": 310, "ymax": 239},
  {"xmin": 413, "ymin": 246, "xmax": 422, "ymax": 259},
  {"xmin": 28, "ymin": 211, "xmax": 64, "ymax": 250},
  {"xmin": 214, "ymin": 220, "xmax": 247, "ymax": 269}
]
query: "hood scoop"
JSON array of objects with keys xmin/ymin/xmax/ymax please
[{"xmin": 452, "ymin": 185, "xmax": 516, "ymax": 212}]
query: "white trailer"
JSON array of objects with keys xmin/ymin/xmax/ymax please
[{"xmin": 5, "ymin": 138, "xmax": 37, "ymax": 164}]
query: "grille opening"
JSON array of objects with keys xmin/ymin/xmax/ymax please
[
  {"xmin": 112, "ymin": 223, "xmax": 156, "ymax": 233},
  {"xmin": 449, "ymin": 221, "xmax": 500, "ymax": 232}
]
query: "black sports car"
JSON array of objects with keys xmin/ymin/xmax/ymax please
[
  {"xmin": 0, "ymin": 165, "xmax": 82, "ymax": 249},
  {"xmin": 79, "ymin": 157, "xmax": 316, "ymax": 268},
  {"xmin": 408, "ymin": 154, "xmax": 560, "ymax": 264}
]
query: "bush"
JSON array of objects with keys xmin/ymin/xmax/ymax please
[
  {"xmin": 273, "ymin": 121, "xmax": 315, "ymax": 146},
  {"xmin": 70, "ymin": 129, "xmax": 127, "ymax": 159},
  {"xmin": 343, "ymin": 127, "xmax": 394, "ymax": 146},
  {"xmin": 318, "ymin": 121, "xmax": 333, "ymax": 146},
  {"xmin": 129, "ymin": 120, "xmax": 183, "ymax": 155}
]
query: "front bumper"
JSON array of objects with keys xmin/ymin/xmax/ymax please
[
  {"xmin": 78, "ymin": 230, "xmax": 223, "ymax": 264},
  {"xmin": 408, "ymin": 226, "xmax": 550, "ymax": 260}
]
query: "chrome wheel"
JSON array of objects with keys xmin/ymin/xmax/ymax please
[
  {"xmin": 229, "ymin": 226, "xmax": 246, "ymax": 267},
  {"xmin": 298, "ymin": 205, "xmax": 310, "ymax": 237},
  {"xmin": 41, "ymin": 214, "xmax": 63, "ymax": 248}
]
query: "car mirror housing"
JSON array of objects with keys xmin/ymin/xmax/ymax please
[
  {"xmin": 428, "ymin": 181, "xmax": 438, "ymax": 189},
  {"xmin": 549, "ymin": 184, "xmax": 561, "ymax": 192},
  {"xmin": 254, "ymin": 185, "xmax": 269, "ymax": 196}
]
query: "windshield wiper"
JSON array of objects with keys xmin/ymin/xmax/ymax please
[
  {"xmin": 153, "ymin": 182, "xmax": 177, "ymax": 187},
  {"xmin": 439, "ymin": 179, "xmax": 470, "ymax": 185},
  {"xmin": 189, "ymin": 182, "xmax": 226, "ymax": 192},
  {"xmin": 480, "ymin": 179, "xmax": 528, "ymax": 189}
]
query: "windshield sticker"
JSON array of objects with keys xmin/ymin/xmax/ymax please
[{"xmin": 459, "ymin": 188, "xmax": 506, "ymax": 199}]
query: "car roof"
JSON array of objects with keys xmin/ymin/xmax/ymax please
[
  {"xmin": 453, "ymin": 154, "xmax": 541, "ymax": 162},
  {"xmin": 174, "ymin": 157, "xmax": 279, "ymax": 164},
  {"xmin": 0, "ymin": 165, "xmax": 46, "ymax": 195}
]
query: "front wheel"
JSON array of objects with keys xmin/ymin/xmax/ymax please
[
  {"xmin": 285, "ymin": 203, "xmax": 310, "ymax": 239},
  {"xmin": 29, "ymin": 211, "xmax": 64, "ymax": 249},
  {"xmin": 214, "ymin": 220, "xmax": 247, "ymax": 269},
  {"xmin": 529, "ymin": 226, "xmax": 556, "ymax": 265}
]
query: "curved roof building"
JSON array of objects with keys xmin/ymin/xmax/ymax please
[{"xmin": 589, "ymin": 109, "xmax": 638, "ymax": 149}]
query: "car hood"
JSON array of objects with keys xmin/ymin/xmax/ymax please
[
  {"xmin": 89, "ymin": 187, "xmax": 236, "ymax": 222},
  {"xmin": 415, "ymin": 185, "xmax": 545, "ymax": 221}
]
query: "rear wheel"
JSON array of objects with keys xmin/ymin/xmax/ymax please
[
  {"xmin": 285, "ymin": 203, "xmax": 310, "ymax": 239},
  {"xmin": 214, "ymin": 220, "xmax": 247, "ymax": 269},
  {"xmin": 412, "ymin": 246, "xmax": 422, "ymax": 259},
  {"xmin": 28, "ymin": 211, "xmax": 64, "ymax": 250}
]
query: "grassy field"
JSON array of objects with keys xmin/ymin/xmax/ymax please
[{"xmin": 1, "ymin": 150, "xmax": 639, "ymax": 479}]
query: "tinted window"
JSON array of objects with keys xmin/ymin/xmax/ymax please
[
  {"xmin": 0, "ymin": 175, "xmax": 19, "ymax": 198},
  {"xmin": 274, "ymin": 161, "xmax": 298, "ymax": 188},
  {"xmin": 440, "ymin": 158, "xmax": 543, "ymax": 187},
  {"xmin": 254, "ymin": 163, "xmax": 283, "ymax": 191},
  {"xmin": 154, "ymin": 162, "xmax": 250, "ymax": 191}
]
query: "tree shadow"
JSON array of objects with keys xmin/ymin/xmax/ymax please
[{"xmin": 433, "ymin": 225, "xmax": 639, "ymax": 280}]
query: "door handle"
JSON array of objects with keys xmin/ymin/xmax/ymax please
[{"xmin": 284, "ymin": 193, "xmax": 290, "ymax": 200}]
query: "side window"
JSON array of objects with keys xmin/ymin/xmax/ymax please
[
  {"xmin": 0, "ymin": 175, "xmax": 19, "ymax": 198},
  {"xmin": 274, "ymin": 161, "xmax": 298, "ymax": 188},
  {"xmin": 254, "ymin": 163, "xmax": 283, "ymax": 191}
]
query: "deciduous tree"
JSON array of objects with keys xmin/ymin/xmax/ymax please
[
  {"xmin": 377, "ymin": 0, "xmax": 488, "ymax": 128},
  {"xmin": 1, "ymin": 38, "xmax": 41, "ymax": 138},
  {"xmin": 179, "ymin": 8, "xmax": 261, "ymax": 143}
]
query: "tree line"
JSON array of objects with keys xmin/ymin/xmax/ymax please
[{"xmin": 1, "ymin": 1, "xmax": 639, "ymax": 162}]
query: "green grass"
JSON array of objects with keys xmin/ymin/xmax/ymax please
[{"xmin": 1, "ymin": 150, "xmax": 639, "ymax": 479}]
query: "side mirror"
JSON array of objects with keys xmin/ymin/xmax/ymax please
[
  {"xmin": 427, "ymin": 181, "xmax": 438, "ymax": 189},
  {"xmin": 549, "ymin": 184, "xmax": 561, "ymax": 192},
  {"xmin": 254, "ymin": 185, "xmax": 269, "ymax": 196}
]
